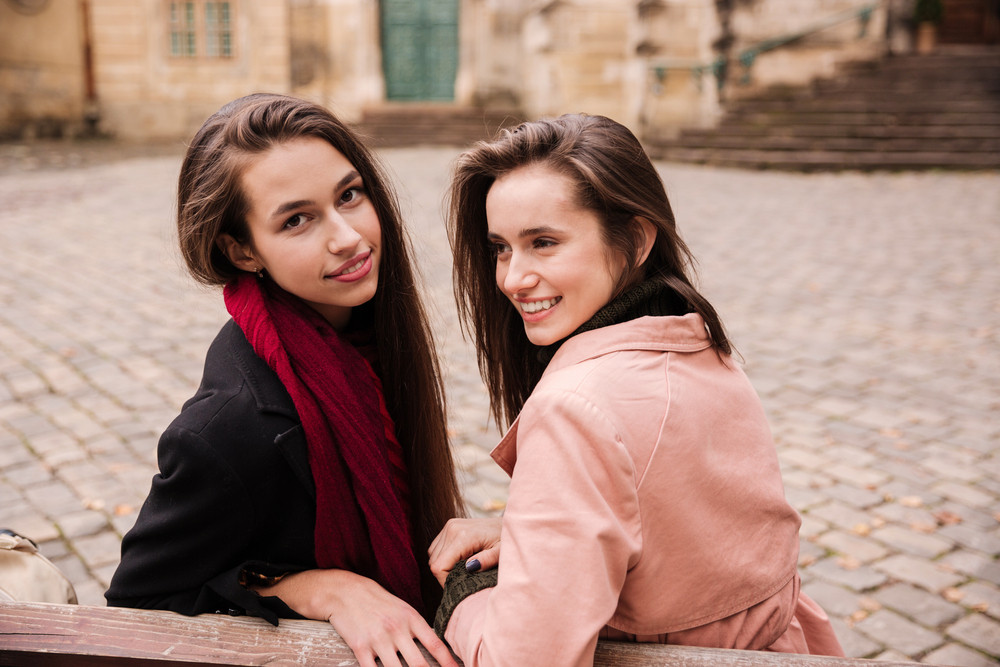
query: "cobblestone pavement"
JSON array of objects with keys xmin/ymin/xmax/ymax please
[{"xmin": 1, "ymin": 140, "xmax": 998, "ymax": 665}]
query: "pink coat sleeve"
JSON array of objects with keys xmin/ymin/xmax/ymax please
[{"xmin": 445, "ymin": 390, "xmax": 643, "ymax": 667}]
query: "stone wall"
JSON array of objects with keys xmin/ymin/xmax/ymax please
[
  {"xmin": 519, "ymin": 1, "xmax": 635, "ymax": 127},
  {"xmin": 289, "ymin": 0, "xmax": 382, "ymax": 123},
  {"xmin": 635, "ymin": 0, "xmax": 722, "ymax": 136},
  {"xmin": 0, "ymin": 0, "xmax": 86, "ymax": 140},
  {"xmin": 89, "ymin": 0, "xmax": 290, "ymax": 141},
  {"xmin": 456, "ymin": 0, "xmax": 524, "ymax": 107}
]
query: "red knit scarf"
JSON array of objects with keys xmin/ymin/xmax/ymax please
[{"xmin": 224, "ymin": 274, "xmax": 424, "ymax": 613}]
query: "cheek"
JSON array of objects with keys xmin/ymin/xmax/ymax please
[
  {"xmin": 351, "ymin": 204, "xmax": 382, "ymax": 251},
  {"xmin": 494, "ymin": 262, "xmax": 507, "ymax": 290},
  {"xmin": 600, "ymin": 250, "xmax": 628, "ymax": 291}
]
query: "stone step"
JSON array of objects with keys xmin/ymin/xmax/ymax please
[
  {"xmin": 353, "ymin": 104, "xmax": 523, "ymax": 147},
  {"xmin": 720, "ymin": 110, "xmax": 1000, "ymax": 126},
  {"xmin": 676, "ymin": 123, "xmax": 1000, "ymax": 140},
  {"xmin": 672, "ymin": 125, "xmax": 1000, "ymax": 146},
  {"xmin": 808, "ymin": 83, "xmax": 1000, "ymax": 99},
  {"xmin": 644, "ymin": 46, "xmax": 1000, "ymax": 170},
  {"xmin": 661, "ymin": 135, "xmax": 1000, "ymax": 153},
  {"xmin": 726, "ymin": 98, "xmax": 1000, "ymax": 114},
  {"xmin": 648, "ymin": 146, "xmax": 1000, "ymax": 171},
  {"xmin": 850, "ymin": 50, "xmax": 1000, "ymax": 69}
]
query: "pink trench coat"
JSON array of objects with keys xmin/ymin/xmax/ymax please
[{"xmin": 445, "ymin": 314, "xmax": 844, "ymax": 666}]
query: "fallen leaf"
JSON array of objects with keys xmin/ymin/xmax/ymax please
[
  {"xmin": 84, "ymin": 499, "xmax": 105, "ymax": 511},
  {"xmin": 911, "ymin": 522, "xmax": 936, "ymax": 534},
  {"xmin": 849, "ymin": 610, "xmax": 869, "ymax": 623},
  {"xmin": 114, "ymin": 504, "xmax": 134, "ymax": 516},
  {"xmin": 870, "ymin": 517, "xmax": 886, "ymax": 528},
  {"xmin": 933, "ymin": 510, "xmax": 963, "ymax": 526},
  {"xmin": 799, "ymin": 554, "xmax": 817, "ymax": 567},
  {"xmin": 852, "ymin": 523, "xmax": 872, "ymax": 536},
  {"xmin": 882, "ymin": 492, "xmax": 895, "ymax": 503},
  {"xmin": 900, "ymin": 496, "xmax": 923, "ymax": 508},
  {"xmin": 879, "ymin": 428, "xmax": 902, "ymax": 438},
  {"xmin": 837, "ymin": 556, "xmax": 861, "ymax": 570},
  {"xmin": 943, "ymin": 588, "xmax": 964, "ymax": 603},
  {"xmin": 482, "ymin": 499, "xmax": 506, "ymax": 512},
  {"xmin": 970, "ymin": 602, "xmax": 989, "ymax": 613},
  {"xmin": 859, "ymin": 597, "xmax": 882, "ymax": 612}
]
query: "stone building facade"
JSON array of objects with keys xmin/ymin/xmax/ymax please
[{"xmin": 1, "ymin": 0, "xmax": 988, "ymax": 142}]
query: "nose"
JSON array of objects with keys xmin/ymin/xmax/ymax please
[
  {"xmin": 324, "ymin": 212, "xmax": 363, "ymax": 255},
  {"xmin": 499, "ymin": 250, "xmax": 538, "ymax": 295}
]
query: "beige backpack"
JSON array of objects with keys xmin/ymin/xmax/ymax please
[{"xmin": 0, "ymin": 529, "xmax": 78, "ymax": 604}]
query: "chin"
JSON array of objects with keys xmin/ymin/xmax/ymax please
[{"xmin": 525, "ymin": 330, "xmax": 562, "ymax": 347}]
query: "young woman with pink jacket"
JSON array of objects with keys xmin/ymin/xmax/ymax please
[{"xmin": 428, "ymin": 114, "xmax": 844, "ymax": 666}]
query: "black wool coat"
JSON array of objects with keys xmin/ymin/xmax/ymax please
[{"xmin": 105, "ymin": 320, "xmax": 320, "ymax": 624}]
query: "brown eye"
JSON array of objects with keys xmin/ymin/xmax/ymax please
[
  {"xmin": 283, "ymin": 213, "xmax": 307, "ymax": 230},
  {"xmin": 340, "ymin": 186, "xmax": 365, "ymax": 205}
]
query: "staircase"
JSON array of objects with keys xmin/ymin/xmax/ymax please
[
  {"xmin": 645, "ymin": 46, "xmax": 1000, "ymax": 170},
  {"xmin": 353, "ymin": 104, "xmax": 523, "ymax": 148}
]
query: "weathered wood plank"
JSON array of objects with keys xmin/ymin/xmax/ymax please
[
  {"xmin": 0, "ymin": 601, "xmax": 368, "ymax": 666},
  {"xmin": 0, "ymin": 602, "xmax": 924, "ymax": 666},
  {"xmin": 592, "ymin": 641, "xmax": 924, "ymax": 667}
]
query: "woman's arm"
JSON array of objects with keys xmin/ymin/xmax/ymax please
[
  {"xmin": 442, "ymin": 391, "xmax": 643, "ymax": 667},
  {"xmin": 110, "ymin": 424, "xmax": 457, "ymax": 667},
  {"xmin": 106, "ymin": 425, "xmax": 287, "ymax": 619},
  {"xmin": 253, "ymin": 569, "xmax": 457, "ymax": 667}
]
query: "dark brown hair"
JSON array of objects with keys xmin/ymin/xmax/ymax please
[
  {"xmin": 177, "ymin": 94, "xmax": 463, "ymax": 596},
  {"xmin": 448, "ymin": 113, "xmax": 731, "ymax": 428}
]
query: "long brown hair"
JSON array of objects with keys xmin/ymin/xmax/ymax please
[
  {"xmin": 448, "ymin": 113, "xmax": 731, "ymax": 428},
  {"xmin": 177, "ymin": 93, "xmax": 463, "ymax": 586}
]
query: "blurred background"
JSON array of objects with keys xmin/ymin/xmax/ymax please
[
  {"xmin": 1, "ymin": 0, "xmax": 998, "ymax": 169},
  {"xmin": 1, "ymin": 2, "xmax": 999, "ymax": 665}
]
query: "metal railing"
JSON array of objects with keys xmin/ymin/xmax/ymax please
[{"xmin": 649, "ymin": 2, "xmax": 881, "ymax": 93}]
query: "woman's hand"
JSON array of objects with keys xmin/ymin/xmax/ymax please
[
  {"xmin": 428, "ymin": 517, "xmax": 503, "ymax": 586},
  {"xmin": 251, "ymin": 569, "xmax": 457, "ymax": 667}
]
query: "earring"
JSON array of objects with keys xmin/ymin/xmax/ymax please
[{"xmin": 254, "ymin": 266, "xmax": 264, "ymax": 279}]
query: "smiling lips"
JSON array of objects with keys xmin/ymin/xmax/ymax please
[
  {"xmin": 519, "ymin": 296, "xmax": 561, "ymax": 315},
  {"xmin": 329, "ymin": 252, "xmax": 372, "ymax": 282}
]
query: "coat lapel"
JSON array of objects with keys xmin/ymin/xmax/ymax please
[{"xmin": 228, "ymin": 320, "xmax": 316, "ymax": 500}]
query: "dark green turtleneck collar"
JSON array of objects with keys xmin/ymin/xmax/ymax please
[{"xmin": 537, "ymin": 278, "xmax": 689, "ymax": 365}]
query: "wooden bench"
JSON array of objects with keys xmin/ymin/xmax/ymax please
[{"xmin": 0, "ymin": 601, "xmax": 924, "ymax": 666}]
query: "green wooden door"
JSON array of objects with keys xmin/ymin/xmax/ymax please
[{"xmin": 381, "ymin": 0, "xmax": 459, "ymax": 101}]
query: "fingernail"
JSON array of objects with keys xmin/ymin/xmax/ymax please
[{"xmin": 465, "ymin": 558, "xmax": 481, "ymax": 573}]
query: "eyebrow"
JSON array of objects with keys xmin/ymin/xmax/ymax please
[
  {"xmin": 487, "ymin": 225, "xmax": 559, "ymax": 241},
  {"xmin": 269, "ymin": 170, "xmax": 361, "ymax": 219}
]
